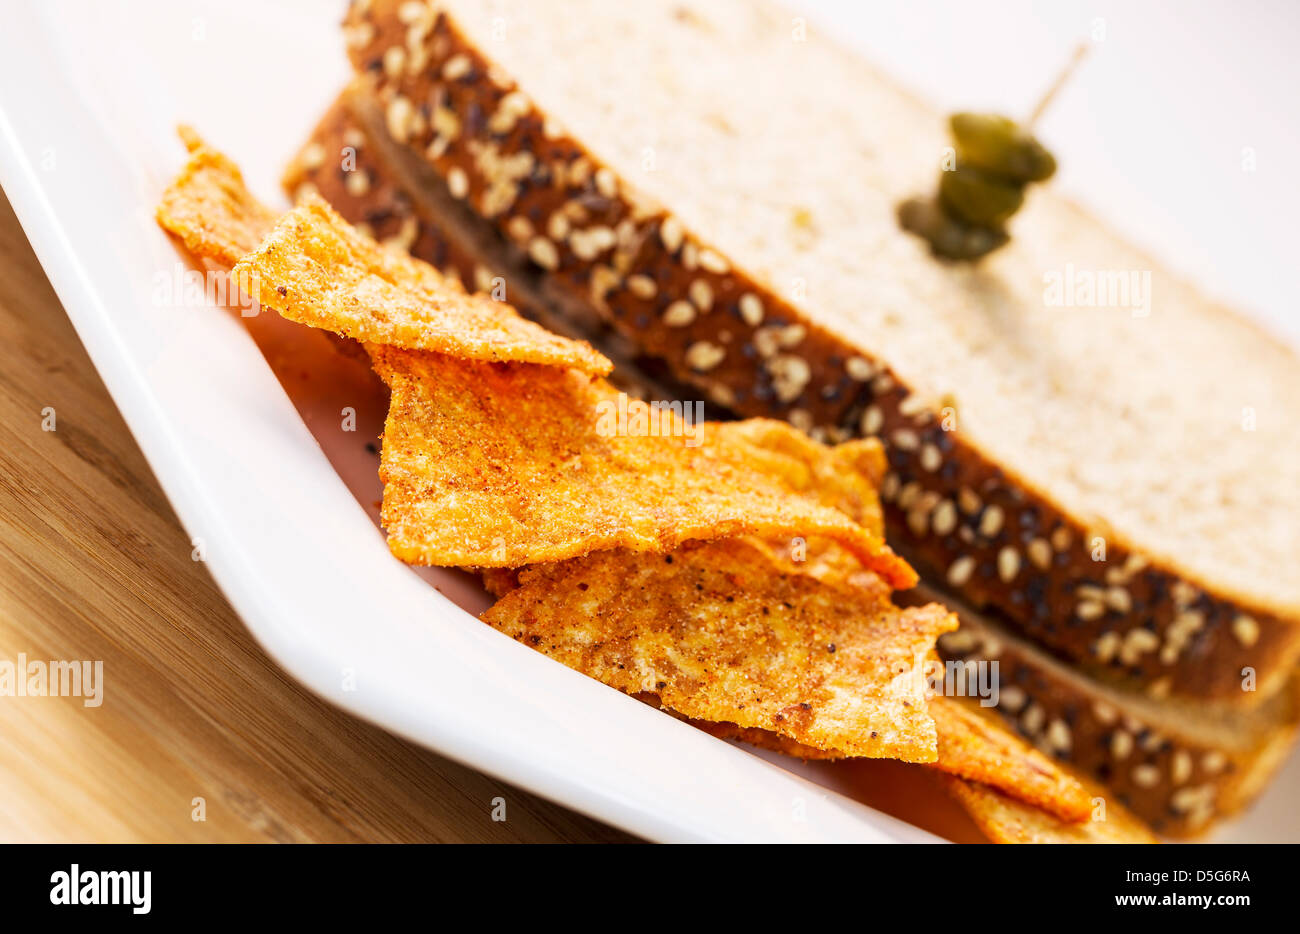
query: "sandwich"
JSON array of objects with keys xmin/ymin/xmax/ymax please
[{"xmin": 274, "ymin": 0, "xmax": 1300, "ymax": 836}]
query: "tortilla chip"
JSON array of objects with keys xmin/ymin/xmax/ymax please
[
  {"xmin": 372, "ymin": 345, "xmax": 913, "ymax": 586},
  {"xmin": 231, "ymin": 196, "xmax": 612, "ymax": 375},
  {"xmin": 928, "ymin": 697, "xmax": 1092, "ymax": 823},
  {"xmin": 944, "ymin": 777, "xmax": 1158, "ymax": 844},
  {"xmin": 155, "ymin": 126, "xmax": 278, "ymax": 267},
  {"xmin": 714, "ymin": 422, "xmax": 888, "ymax": 535},
  {"xmin": 685, "ymin": 696, "xmax": 1091, "ymax": 822},
  {"xmin": 481, "ymin": 538, "xmax": 954, "ymax": 761}
]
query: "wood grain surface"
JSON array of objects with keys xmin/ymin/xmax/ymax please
[{"xmin": 0, "ymin": 187, "xmax": 634, "ymax": 843}]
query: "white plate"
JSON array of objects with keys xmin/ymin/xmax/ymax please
[{"xmin": 1, "ymin": 0, "xmax": 1295, "ymax": 843}]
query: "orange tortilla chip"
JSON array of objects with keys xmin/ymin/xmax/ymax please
[
  {"xmin": 481, "ymin": 538, "xmax": 954, "ymax": 761},
  {"xmin": 944, "ymin": 777, "xmax": 1157, "ymax": 844},
  {"xmin": 155, "ymin": 126, "xmax": 278, "ymax": 267},
  {"xmin": 928, "ymin": 697, "xmax": 1092, "ymax": 823},
  {"xmin": 684, "ymin": 696, "xmax": 1092, "ymax": 822},
  {"xmin": 231, "ymin": 196, "xmax": 612, "ymax": 375},
  {"xmin": 372, "ymin": 345, "xmax": 913, "ymax": 585}
]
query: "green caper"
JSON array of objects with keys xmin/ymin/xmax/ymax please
[
  {"xmin": 897, "ymin": 196, "xmax": 1009, "ymax": 261},
  {"xmin": 939, "ymin": 164, "xmax": 1024, "ymax": 227},
  {"xmin": 950, "ymin": 112, "xmax": 1057, "ymax": 183}
]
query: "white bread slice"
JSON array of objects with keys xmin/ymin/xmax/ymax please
[{"xmin": 340, "ymin": 0, "xmax": 1300, "ymax": 705}]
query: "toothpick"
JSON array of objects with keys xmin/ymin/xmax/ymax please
[{"xmin": 1027, "ymin": 41, "xmax": 1089, "ymax": 129}]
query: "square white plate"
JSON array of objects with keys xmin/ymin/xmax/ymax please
[{"xmin": 1, "ymin": 0, "xmax": 1296, "ymax": 843}]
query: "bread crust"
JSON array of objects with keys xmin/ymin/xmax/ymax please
[{"xmin": 328, "ymin": 0, "xmax": 1299, "ymax": 705}]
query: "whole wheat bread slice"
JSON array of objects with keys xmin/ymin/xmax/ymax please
[{"xmin": 338, "ymin": 0, "xmax": 1300, "ymax": 705}]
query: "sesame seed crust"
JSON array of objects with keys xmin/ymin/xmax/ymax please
[
  {"xmin": 336, "ymin": 0, "xmax": 1299, "ymax": 705},
  {"xmin": 936, "ymin": 613, "xmax": 1300, "ymax": 837}
]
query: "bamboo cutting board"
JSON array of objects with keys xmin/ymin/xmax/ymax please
[{"xmin": 0, "ymin": 188, "xmax": 632, "ymax": 843}]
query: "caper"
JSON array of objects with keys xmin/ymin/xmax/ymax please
[
  {"xmin": 897, "ymin": 196, "xmax": 1008, "ymax": 261},
  {"xmin": 950, "ymin": 112, "xmax": 1057, "ymax": 183},
  {"xmin": 939, "ymin": 164, "xmax": 1024, "ymax": 227}
]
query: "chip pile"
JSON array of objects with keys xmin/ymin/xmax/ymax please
[{"xmin": 155, "ymin": 131, "xmax": 1148, "ymax": 843}]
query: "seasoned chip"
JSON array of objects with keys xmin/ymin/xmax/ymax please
[
  {"xmin": 155, "ymin": 127, "xmax": 279, "ymax": 267},
  {"xmin": 714, "ymin": 422, "xmax": 888, "ymax": 535},
  {"xmin": 372, "ymin": 346, "xmax": 913, "ymax": 585},
  {"xmin": 944, "ymin": 777, "xmax": 1158, "ymax": 844},
  {"xmin": 682, "ymin": 697, "xmax": 1091, "ymax": 822},
  {"xmin": 481, "ymin": 538, "xmax": 954, "ymax": 761},
  {"xmin": 231, "ymin": 196, "xmax": 612, "ymax": 375},
  {"xmin": 928, "ymin": 697, "xmax": 1092, "ymax": 823}
]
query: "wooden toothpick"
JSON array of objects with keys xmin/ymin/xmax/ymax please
[{"xmin": 1027, "ymin": 41, "xmax": 1089, "ymax": 129}]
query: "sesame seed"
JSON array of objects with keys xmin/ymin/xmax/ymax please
[
  {"xmin": 891, "ymin": 428, "xmax": 919, "ymax": 451},
  {"xmin": 997, "ymin": 546, "xmax": 1020, "ymax": 582},
  {"xmin": 789, "ymin": 409, "xmax": 813, "ymax": 432},
  {"xmin": 527, "ymin": 236, "xmax": 559, "ymax": 270},
  {"xmin": 382, "ymin": 45, "xmax": 407, "ymax": 78},
  {"xmin": 1170, "ymin": 785, "xmax": 1214, "ymax": 815},
  {"xmin": 1110, "ymin": 730, "xmax": 1133, "ymax": 760},
  {"xmin": 626, "ymin": 275, "xmax": 656, "ymax": 300},
  {"xmin": 947, "ymin": 555, "xmax": 976, "ymax": 587},
  {"xmin": 845, "ymin": 356, "xmax": 875, "ymax": 381},
  {"xmin": 978, "ymin": 505, "xmax": 1004, "ymax": 537},
  {"xmin": 659, "ymin": 216, "xmax": 684, "ymax": 253},
  {"xmin": 662, "ymin": 300, "xmax": 696, "ymax": 327},
  {"xmin": 778, "ymin": 324, "xmax": 806, "ymax": 348},
  {"xmin": 442, "ymin": 53, "xmax": 472, "ymax": 80},
  {"xmin": 545, "ymin": 212, "xmax": 570, "ymax": 243},
  {"xmin": 896, "ymin": 482, "xmax": 922, "ymax": 511},
  {"xmin": 698, "ymin": 248, "xmax": 729, "ymax": 274},
  {"xmin": 385, "ymin": 95, "xmax": 415, "ymax": 144},
  {"xmin": 738, "ymin": 293, "xmax": 764, "ymax": 326},
  {"xmin": 1027, "ymin": 537, "xmax": 1052, "ymax": 570},
  {"xmin": 299, "ymin": 142, "xmax": 326, "ymax": 171},
  {"xmin": 1146, "ymin": 676, "xmax": 1172, "ymax": 699},
  {"xmin": 932, "ymin": 499, "xmax": 958, "ymax": 536},
  {"xmin": 1171, "ymin": 580, "xmax": 1199, "ymax": 607},
  {"xmin": 1119, "ymin": 628, "xmax": 1159, "ymax": 665},
  {"xmin": 505, "ymin": 215, "xmax": 533, "ymax": 243},
  {"xmin": 1232, "ymin": 614, "xmax": 1260, "ymax": 648},
  {"xmin": 1020, "ymin": 703, "xmax": 1045, "ymax": 735},
  {"xmin": 688, "ymin": 279, "xmax": 713, "ymax": 312},
  {"xmin": 880, "ymin": 472, "xmax": 900, "ymax": 502},
  {"xmin": 859, "ymin": 405, "xmax": 883, "ymax": 436},
  {"xmin": 1131, "ymin": 764, "xmax": 1161, "ymax": 788},
  {"xmin": 957, "ymin": 487, "xmax": 982, "ymax": 515},
  {"xmin": 1202, "ymin": 751, "xmax": 1227, "ymax": 774},
  {"xmin": 594, "ymin": 167, "xmax": 618, "ymax": 199},
  {"xmin": 1051, "ymin": 526, "xmax": 1072, "ymax": 552},
  {"xmin": 1092, "ymin": 701, "xmax": 1118, "ymax": 725},
  {"xmin": 1076, "ymin": 600, "xmax": 1105, "ymax": 622},
  {"xmin": 998, "ymin": 685, "xmax": 1027, "ymax": 712},
  {"xmin": 1047, "ymin": 719, "xmax": 1072, "ymax": 753},
  {"xmin": 768, "ymin": 354, "xmax": 811, "ymax": 403},
  {"xmin": 344, "ymin": 169, "xmax": 371, "ymax": 197},
  {"xmin": 919, "ymin": 443, "xmax": 942, "ymax": 472},
  {"xmin": 447, "ymin": 167, "xmax": 469, "ymax": 200},
  {"xmin": 1093, "ymin": 631, "xmax": 1121, "ymax": 664},
  {"xmin": 397, "ymin": 1, "xmax": 428, "ymax": 24},
  {"xmin": 940, "ymin": 629, "xmax": 977, "ymax": 655},
  {"xmin": 1171, "ymin": 750, "xmax": 1193, "ymax": 784},
  {"xmin": 685, "ymin": 341, "xmax": 725, "ymax": 371},
  {"xmin": 898, "ymin": 393, "xmax": 930, "ymax": 419},
  {"xmin": 1105, "ymin": 587, "xmax": 1132, "ymax": 614}
]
